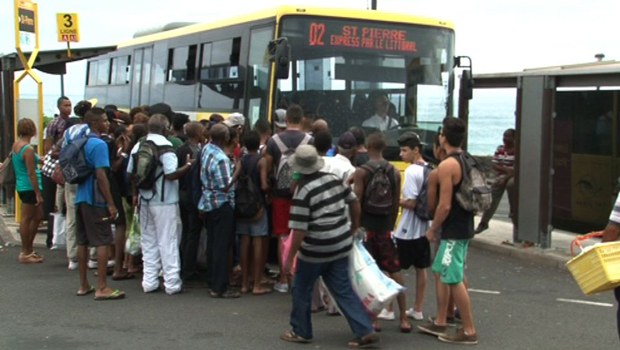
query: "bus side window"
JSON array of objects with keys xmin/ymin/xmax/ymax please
[{"xmin": 168, "ymin": 45, "xmax": 197, "ymax": 82}]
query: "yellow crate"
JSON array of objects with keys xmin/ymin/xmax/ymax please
[{"xmin": 566, "ymin": 241, "xmax": 620, "ymax": 295}]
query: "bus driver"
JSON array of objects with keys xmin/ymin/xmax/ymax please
[{"xmin": 362, "ymin": 94, "xmax": 399, "ymax": 131}]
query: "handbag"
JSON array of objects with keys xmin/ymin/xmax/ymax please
[
  {"xmin": 41, "ymin": 150, "xmax": 59, "ymax": 178},
  {"xmin": 51, "ymin": 164, "xmax": 65, "ymax": 185},
  {"xmin": 0, "ymin": 152, "xmax": 15, "ymax": 186}
]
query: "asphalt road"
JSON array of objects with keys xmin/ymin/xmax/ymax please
[{"xmin": 0, "ymin": 242, "xmax": 617, "ymax": 350}]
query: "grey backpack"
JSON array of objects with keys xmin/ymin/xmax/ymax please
[{"xmin": 455, "ymin": 152, "xmax": 492, "ymax": 213}]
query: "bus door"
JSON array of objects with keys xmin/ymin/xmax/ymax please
[
  {"xmin": 245, "ymin": 26, "xmax": 274, "ymax": 127},
  {"xmin": 131, "ymin": 46, "xmax": 153, "ymax": 107}
]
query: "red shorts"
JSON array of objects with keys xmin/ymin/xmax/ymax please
[
  {"xmin": 364, "ymin": 231, "xmax": 401, "ymax": 273},
  {"xmin": 272, "ymin": 197, "xmax": 292, "ymax": 236}
]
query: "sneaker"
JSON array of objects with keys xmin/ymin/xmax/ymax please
[
  {"xmin": 438, "ymin": 329, "xmax": 478, "ymax": 345},
  {"xmin": 406, "ymin": 308, "xmax": 424, "ymax": 320},
  {"xmin": 274, "ymin": 282, "xmax": 289, "ymax": 293},
  {"xmin": 417, "ymin": 321, "xmax": 448, "ymax": 337},
  {"xmin": 68, "ymin": 260, "xmax": 78, "ymax": 270},
  {"xmin": 377, "ymin": 309, "xmax": 395, "ymax": 321},
  {"xmin": 107, "ymin": 260, "xmax": 116, "ymax": 268},
  {"xmin": 428, "ymin": 316, "xmax": 458, "ymax": 327},
  {"xmin": 88, "ymin": 260, "xmax": 98, "ymax": 269}
]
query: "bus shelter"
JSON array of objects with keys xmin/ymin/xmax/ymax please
[{"xmin": 474, "ymin": 61, "xmax": 620, "ymax": 247}]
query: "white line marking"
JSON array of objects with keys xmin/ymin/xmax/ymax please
[
  {"xmin": 556, "ymin": 298, "xmax": 613, "ymax": 307},
  {"xmin": 468, "ymin": 288, "xmax": 501, "ymax": 295}
]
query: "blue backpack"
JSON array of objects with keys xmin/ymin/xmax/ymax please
[{"xmin": 58, "ymin": 134, "xmax": 96, "ymax": 185}]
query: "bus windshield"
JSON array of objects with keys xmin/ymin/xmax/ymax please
[{"xmin": 276, "ymin": 16, "xmax": 455, "ymax": 160}]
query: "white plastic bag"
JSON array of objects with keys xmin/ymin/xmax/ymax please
[
  {"xmin": 349, "ymin": 239, "xmax": 405, "ymax": 315},
  {"xmin": 51, "ymin": 213, "xmax": 66, "ymax": 250}
]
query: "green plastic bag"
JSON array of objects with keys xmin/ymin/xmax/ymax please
[{"xmin": 125, "ymin": 209, "xmax": 141, "ymax": 256}]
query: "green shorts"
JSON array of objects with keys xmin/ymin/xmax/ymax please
[{"xmin": 432, "ymin": 239, "xmax": 470, "ymax": 285}]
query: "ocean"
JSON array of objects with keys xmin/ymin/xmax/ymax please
[{"xmin": 25, "ymin": 90, "xmax": 516, "ymax": 156}]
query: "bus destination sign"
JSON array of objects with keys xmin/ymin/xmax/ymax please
[{"xmin": 308, "ymin": 22, "xmax": 417, "ymax": 53}]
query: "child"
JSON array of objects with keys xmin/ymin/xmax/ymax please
[
  {"xmin": 230, "ymin": 131, "xmax": 271, "ymax": 295},
  {"xmin": 394, "ymin": 132, "xmax": 432, "ymax": 321}
]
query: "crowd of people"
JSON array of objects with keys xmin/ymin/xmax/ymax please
[{"xmin": 10, "ymin": 96, "xmax": 481, "ymax": 346}]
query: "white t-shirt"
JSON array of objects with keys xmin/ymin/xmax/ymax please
[
  {"xmin": 321, "ymin": 154, "xmax": 355, "ymax": 184},
  {"xmin": 127, "ymin": 134, "xmax": 179, "ymax": 206},
  {"xmin": 394, "ymin": 163, "xmax": 430, "ymax": 240},
  {"xmin": 362, "ymin": 114, "xmax": 399, "ymax": 131}
]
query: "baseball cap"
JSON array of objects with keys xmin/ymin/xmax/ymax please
[
  {"xmin": 224, "ymin": 113, "xmax": 245, "ymax": 127},
  {"xmin": 149, "ymin": 103, "xmax": 174, "ymax": 121},
  {"xmin": 338, "ymin": 131, "xmax": 357, "ymax": 151},
  {"xmin": 274, "ymin": 109, "xmax": 287, "ymax": 128}
]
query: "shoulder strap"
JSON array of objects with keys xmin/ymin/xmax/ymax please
[
  {"xmin": 17, "ymin": 144, "xmax": 30, "ymax": 156},
  {"xmin": 272, "ymin": 134, "xmax": 288, "ymax": 154},
  {"xmin": 299, "ymin": 133, "xmax": 312, "ymax": 146}
]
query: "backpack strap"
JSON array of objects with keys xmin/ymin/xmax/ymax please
[
  {"xmin": 299, "ymin": 133, "xmax": 312, "ymax": 146},
  {"xmin": 272, "ymin": 134, "xmax": 288, "ymax": 154}
]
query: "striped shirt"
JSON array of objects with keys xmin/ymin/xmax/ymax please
[
  {"xmin": 492, "ymin": 145, "xmax": 515, "ymax": 169},
  {"xmin": 198, "ymin": 143, "xmax": 234, "ymax": 212},
  {"xmin": 289, "ymin": 172, "xmax": 357, "ymax": 263},
  {"xmin": 610, "ymin": 192, "xmax": 620, "ymax": 226}
]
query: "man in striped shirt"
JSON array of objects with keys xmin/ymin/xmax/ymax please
[
  {"xmin": 199, "ymin": 124, "xmax": 239, "ymax": 298},
  {"xmin": 280, "ymin": 145, "xmax": 377, "ymax": 347},
  {"xmin": 475, "ymin": 128, "xmax": 516, "ymax": 235},
  {"xmin": 602, "ymin": 192, "xmax": 620, "ymax": 342}
]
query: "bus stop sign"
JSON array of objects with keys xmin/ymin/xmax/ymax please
[{"xmin": 56, "ymin": 13, "xmax": 80, "ymax": 42}]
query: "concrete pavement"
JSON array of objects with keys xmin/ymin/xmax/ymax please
[{"xmin": 0, "ymin": 237, "xmax": 617, "ymax": 350}]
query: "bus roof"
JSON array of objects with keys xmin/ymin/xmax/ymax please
[{"xmin": 118, "ymin": 6, "xmax": 454, "ymax": 49}]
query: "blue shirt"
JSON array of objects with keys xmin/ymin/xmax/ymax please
[
  {"xmin": 75, "ymin": 136, "xmax": 110, "ymax": 207},
  {"xmin": 198, "ymin": 143, "xmax": 233, "ymax": 212}
]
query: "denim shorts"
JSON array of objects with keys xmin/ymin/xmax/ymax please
[{"xmin": 236, "ymin": 210, "xmax": 268, "ymax": 237}]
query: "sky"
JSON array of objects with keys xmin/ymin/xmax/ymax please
[{"xmin": 1, "ymin": 0, "xmax": 620, "ymax": 97}]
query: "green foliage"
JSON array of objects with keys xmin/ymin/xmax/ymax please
[{"xmin": 43, "ymin": 116, "xmax": 54, "ymax": 128}]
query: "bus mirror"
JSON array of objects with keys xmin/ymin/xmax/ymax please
[
  {"xmin": 269, "ymin": 37, "xmax": 291, "ymax": 80},
  {"xmin": 461, "ymin": 69, "xmax": 474, "ymax": 100},
  {"xmin": 454, "ymin": 56, "xmax": 473, "ymax": 100}
]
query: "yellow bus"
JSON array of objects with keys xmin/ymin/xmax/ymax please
[{"xmin": 84, "ymin": 6, "xmax": 466, "ymax": 165}]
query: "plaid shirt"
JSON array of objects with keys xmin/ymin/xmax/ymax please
[
  {"xmin": 610, "ymin": 192, "xmax": 620, "ymax": 226},
  {"xmin": 45, "ymin": 116, "xmax": 68, "ymax": 144},
  {"xmin": 198, "ymin": 143, "xmax": 234, "ymax": 212}
]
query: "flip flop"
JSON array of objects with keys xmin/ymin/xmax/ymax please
[
  {"xmin": 400, "ymin": 322, "xmax": 413, "ymax": 333},
  {"xmin": 348, "ymin": 333, "xmax": 380, "ymax": 349},
  {"xmin": 76, "ymin": 285, "xmax": 95, "ymax": 296},
  {"xmin": 94, "ymin": 289, "xmax": 125, "ymax": 301},
  {"xmin": 252, "ymin": 288, "xmax": 273, "ymax": 296},
  {"xmin": 280, "ymin": 330, "xmax": 311, "ymax": 344},
  {"xmin": 209, "ymin": 290, "xmax": 240, "ymax": 299},
  {"xmin": 112, "ymin": 273, "xmax": 135, "ymax": 281}
]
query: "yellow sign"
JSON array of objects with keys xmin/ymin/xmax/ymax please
[{"xmin": 56, "ymin": 13, "xmax": 80, "ymax": 42}]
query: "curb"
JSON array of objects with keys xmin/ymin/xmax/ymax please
[{"xmin": 471, "ymin": 237, "xmax": 570, "ymax": 270}]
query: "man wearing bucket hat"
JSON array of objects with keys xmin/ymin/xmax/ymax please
[
  {"xmin": 280, "ymin": 145, "xmax": 378, "ymax": 348},
  {"xmin": 602, "ymin": 192, "xmax": 620, "ymax": 341}
]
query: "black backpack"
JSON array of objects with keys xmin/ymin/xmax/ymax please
[
  {"xmin": 58, "ymin": 135, "xmax": 97, "ymax": 185},
  {"xmin": 413, "ymin": 163, "xmax": 433, "ymax": 221},
  {"xmin": 361, "ymin": 161, "xmax": 396, "ymax": 216},
  {"xmin": 131, "ymin": 139, "xmax": 174, "ymax": 199},
  {"xmin": 235, "ymin": 155, "xmax": 264, "ymax": 221}
]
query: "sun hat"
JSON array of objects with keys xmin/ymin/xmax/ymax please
[{"xmin": 290, "ymin": 145, "xmax": 324, "ymax": 175}]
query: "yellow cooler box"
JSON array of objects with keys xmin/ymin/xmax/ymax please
[{"xmin": 566, "ymin": 241, "xmax": 620, "ymax": 295}]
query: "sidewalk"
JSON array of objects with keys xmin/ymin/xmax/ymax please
[
  {"xmin": 0, "ymin": 204, "xmax": 597, "ymax": 269},
  {"xmin": 471, "ymin": 217, "xmax": 599, "ymax": 269}
]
